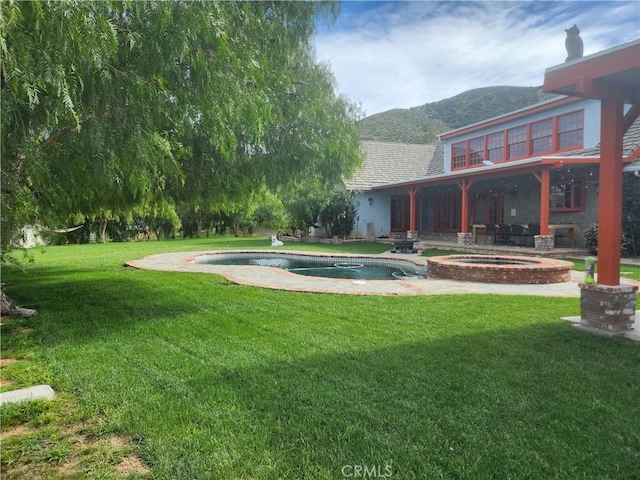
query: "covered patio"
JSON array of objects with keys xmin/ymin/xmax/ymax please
[
  {"xmin": 543, "ymin": 39, "xmax": 639, "ymax": 336},
  {"xmin": 375, "ymin": 153, "xmax": 604, "ymax": 253}
]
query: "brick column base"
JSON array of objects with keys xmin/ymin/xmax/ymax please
[
  {"xmin": 406, "ymin": 230, "xmax": 419, "ymax": 240},
  {"xmin": 534, "ymin": 235, "xmax": 554, "ymax": 251},
  {"xmin": 457, "ymin": 233, "xmax": 473, "ymax": 246},
  {"xmin": 579, "ymin": 283, "xmax": 638, "ymax": 336}
]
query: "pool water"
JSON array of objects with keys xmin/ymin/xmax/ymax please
[{"xmin": 194, "ymin": 253, "xmax": 426, "ymax": 281}]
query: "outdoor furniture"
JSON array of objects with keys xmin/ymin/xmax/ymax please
[
  {"xmin": 390, "ymin": 238, "xmax": 417, "ymax": 253},
  {"xmin": 549, "ymin": 224, "xmax": 578, "ymax": 248},
  {"xmin": 472, "ymin": 224, "xmax": 486, "ymax": 243},
  {"xmin": 553, "ymin": 228, "xmax": 571, "ymax": 247},
  {"xmin": 510, "ymin": 224, "xmax": 527, "ymax": 246},
  {"xmin": 496, "ymin": 224, "xmax": 511, "ymax": 245},
  {"xmin": 484, "ymin": 224, "xmax": 499, "ymax": 244},
  {"xmin": 525, "ymin": 223, "xmax": 540, "ymax": 247}
]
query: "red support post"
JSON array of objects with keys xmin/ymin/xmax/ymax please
[
  {"xmin": 407, "ymin": 187, "xmax": 418, "ymax": 232},
  {"xmin": 457, "ymin": 179, "xmax": 473, "ymax": 233},
  {"xmin": 531, "ymin": 169, "xmax": 550, "ymax": 235},
  {"xmin": 539, "ymin": 169, "xmax": 550, "ymax": 235},
  {"xmin": 597, "ymin": 94, "xmax": 624, "ymax": 286}
]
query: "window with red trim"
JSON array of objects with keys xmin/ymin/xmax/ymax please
[
  {"xmin": 390, "ymin": 195, "xmax": 410, "ymax": 231},
  {"xmin": 470, "ymin": 191, "xmax": 502, "ymax": 225},
  {"xmin": 550, "ymin": 181, "xmax": 584, "ymax": 211},
  {"xmin": 487, "ymin": 133, "xmax": 504, "ymax": 162},
  {"xmin": 558, "ymin": 111, "xmax": 583, "ymax": 149},
  {"xmin": 469, "ymin": 137, "xmax": 484, "ymax": 165},
  {"xmin": 507, "ymin": 126, "xmax": 527, "ymax": 158},
  {"xmin": 449, "ymin": 109, "xmax": 584, "ymax": 169},
  {"xmin": 452, "ymin": 142, "xmax": 467, "ymax": 169},
  {"xmin": 434, "ymin": 193, "xmax": 461, "ymax": 232},
  {"xmin": 531, "ymin": 118, "xmax": 553, "ymax": 154}
]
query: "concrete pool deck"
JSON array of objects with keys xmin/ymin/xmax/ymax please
[{"xmin": 125, "ymin": 250, "xmax": 640, "ymax": 297}]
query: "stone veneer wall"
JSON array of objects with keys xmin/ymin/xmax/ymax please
[{"xmin": 493, "ymin": 172, "xmax": 599, "ymax": 248}]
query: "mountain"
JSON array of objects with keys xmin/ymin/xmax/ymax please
[{"xmin": 357, "ymin": 86, "xmax": 558, "ymax": 144}]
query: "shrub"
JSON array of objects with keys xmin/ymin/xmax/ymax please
[
  {"xmin": 583, "ymin": 222, "xmax": 634, "ymax": 257},
  {"xmin": 319, "ymin": 192, "xmax": 358, "ymax": 239},
  {"xmin": 584, "ymin": 223, "xmax": 598, "ymax": 254},
  {"xmin": 584, "ymin": 175, "xmax": 640, "ymax": 257}
]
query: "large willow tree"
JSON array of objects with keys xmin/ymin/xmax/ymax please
[{"xmin": 1, "ymin": 0, "xmax": 361, "ymax": 247}]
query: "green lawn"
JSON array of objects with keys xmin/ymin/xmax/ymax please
[{"xmin": 2, "ymin": 238, "xmax": 639, "ymax": 479}]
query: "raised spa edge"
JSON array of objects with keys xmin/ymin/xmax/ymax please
[{"xmin": 427, "ymin": 255, "xmax": 573, "ymax": 284}]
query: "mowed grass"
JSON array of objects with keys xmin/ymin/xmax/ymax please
[{"xmin": 1, "ymin": 238, "xmax": 639, "ymax": 479}]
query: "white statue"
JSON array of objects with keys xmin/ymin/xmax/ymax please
[{"xmin": 271, "ymin": 234, "xmax": 283, "ymax": 247}]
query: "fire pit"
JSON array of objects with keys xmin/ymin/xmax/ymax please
[{"xmin": 391, "ymin": 238, "xmax": 417, "ymax": 254}]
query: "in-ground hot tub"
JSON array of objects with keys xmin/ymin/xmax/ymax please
[{"xmin": 427, "ymin": 255, "xmax": 573, "ymax": 284}]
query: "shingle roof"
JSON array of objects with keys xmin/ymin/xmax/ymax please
[
  {"xmin": 623, "ymin": 115, "xmax": 640, "ymax": 160},
  {"xmin": 344, "ymin": 141, "xmax": 438, "ymax": 190},
  {"xmin": 426, "ymin": 141, "xmax": 445, "ymax": 177}
]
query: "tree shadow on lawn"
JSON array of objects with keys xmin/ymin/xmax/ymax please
[
  {"xmin": 1, "ymin": 266, "xmax": 233, "ymax": 346},
  {"xmin": 138, "ymin": 324, "xmax": 640, "ymax": 480}
]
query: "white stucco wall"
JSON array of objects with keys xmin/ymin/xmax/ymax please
[{"xmin": 350, "ymin": 192, "xmax": 391, "ymax": 239}]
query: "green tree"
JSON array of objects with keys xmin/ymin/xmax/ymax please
[
  {"xmin": 170, "ymin": 4, "xmax": 361, "ymax": 236},
  {"xmin": 2, "ymin": 1, "xmax": 182, "ymax": 244},
  {"xmin": 1, "ymin": 1, "xmax": 361, "ymax": 250},
  {"xmin": 281, "ymin": 181, "xmax": 333, "ymax": 235},
  {"xmin": 319, "ymin": 191, "xmax": 358, "ymax": 238}
]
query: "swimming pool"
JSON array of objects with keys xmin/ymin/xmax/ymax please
[{"xmin": 193, "ymin": 252, "xmax": 426, "ymax": 280}]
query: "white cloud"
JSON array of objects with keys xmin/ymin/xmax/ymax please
[{"xmin": 314, "ymin": 1, "xmax": 640, "ymax": 116}]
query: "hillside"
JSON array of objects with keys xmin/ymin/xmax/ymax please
[{"xmin": 358, "ymin": 86, "xmax": 558, "ymax": 144}]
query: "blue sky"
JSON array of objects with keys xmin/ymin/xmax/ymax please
[{"xmin": 314, "ymin": 1, "xmax": 640, "ymax": 116}]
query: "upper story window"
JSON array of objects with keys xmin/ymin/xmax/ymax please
[
  {"xmin": 449, "ymin": 110, "xmax": 584, "ymax": 170},
  {"xmin": 507, "ymin": 126, "xmax": 527, "ymax": 159},
  {"xmin": 558, "ymin": 111, "xmax": 583, "ymax": 149},
  {"xmin": 487, "ymin": 132, "xmax": 504, "ymax": 162},
  {"xmin": 451, "ymin": 138, "xmax": 484, "ymax": 169},
  {"xmin": 452, "ymin": 142, "xmax": 467, "ymax": 169},
  {"xmin": 469, "ymin": 137, "xmax": 484, "ymax": 165},
  {"xmin": 531, "ymin": 118, "xmax": 553, "ymax": 154}
]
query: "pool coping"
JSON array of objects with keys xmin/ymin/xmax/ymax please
[{"xmin": 122, "ymin": 249, "xmax": 631, "ymax": 297}]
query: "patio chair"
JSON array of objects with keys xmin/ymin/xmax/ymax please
[
  {"xmin": 510, "ymin": 224, "xmax": 527, "ymax": 246},
  {"xmin": 484, "ymin": 224, "xmax": 499, "ymax": 244},
  {"xmin": 496, "ymin": 224, "xmax": 511, "ymax": 245},
  {"xmin": 526, "ymin": 223, "xmax": 540, "ymax": 247}
]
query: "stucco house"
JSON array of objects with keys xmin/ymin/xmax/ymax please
[{"xmin": 345, "ymin": 40, "xmax": 640, "ymax": 252}]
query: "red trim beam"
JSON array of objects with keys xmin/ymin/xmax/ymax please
[{"xmin": 543, "ymin": 40, "xmax": 640, "ymax": 103}]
